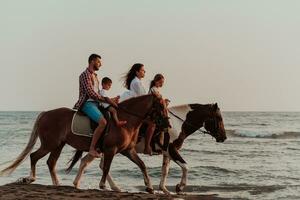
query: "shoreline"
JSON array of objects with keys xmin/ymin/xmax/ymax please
[{"xmin": 0, "ymin": 183, "xmax": 229, "ymax": 200}]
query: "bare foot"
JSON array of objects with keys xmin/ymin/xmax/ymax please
[
  {"xmin": 116, "ymin": 120, "xmax": 127, "ymax": 127},
  {"xmin": 88, "ymin": 149, "xmax": 101, "ymax": 158},
  {"xmin": 144, "ymin": 146, "xmax": 152, "ymax": 156}
]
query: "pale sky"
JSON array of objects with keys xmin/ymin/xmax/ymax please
[{"xmin": 1, "ymin": 0, "xmax": 300, "ymax": 111}]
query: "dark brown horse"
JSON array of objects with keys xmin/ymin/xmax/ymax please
[
  {"xmin": 67, "ymin": 103, "xmax": 227, "ymax": 194},
  {"xmin": 0, "ymin": 94, "xmax": 169, "ymax": 193}
]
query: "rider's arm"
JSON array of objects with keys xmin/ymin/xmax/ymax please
[
  {"xmin": 105, "ymin": 97, "xmax": 118, "ymax": 108},
  {"xmin": 100, "ymin": 90, "xmax": 118, "ymax": 108},
  {"xmin": 150, "ymin": 87, "xmax": 162, "ymax": 98},
  {"xmin": 81, "ymin": 72, "xmax": 105, "ymax": 102}
]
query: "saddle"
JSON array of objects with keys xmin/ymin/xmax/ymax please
[{"xmin": 71, "ymin": 106, "xmax": 111, "ymax": 138}]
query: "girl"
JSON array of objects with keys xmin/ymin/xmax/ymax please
[
  {"xmin": 149, "ymin": 74, "xmax": 170, "ymax": 107},
  {"xmin": 145, "ymin": 74, "xmax": 170, "ymax": 154}
]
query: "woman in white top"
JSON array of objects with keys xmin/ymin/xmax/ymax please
[
  {"xmin": 121, "ymin": 63, "xmax": 155, "ymax": 155},
  {"xmin": 120, "ymin": 63, "xmax": 147, "ymax": 102}
]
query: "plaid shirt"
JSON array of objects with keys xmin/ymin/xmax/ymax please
[{"xmin": 73, "ymin": 68, "xmax": 103, "ymax": 110}]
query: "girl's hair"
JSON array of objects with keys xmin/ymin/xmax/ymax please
[
  {"xmin": 123, "ymin": 63, "xmax": 144, "ymax": 90},
  {"xmin": 149, "ymin": 74, "xmax": 164, "ymax": 90}
]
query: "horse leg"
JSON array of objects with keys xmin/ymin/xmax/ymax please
[
  {"xmin": 73, "ymin": 154, "xmax": 95, "ymax": 189},
  {"xmin": 99, "ymin": 149, "xmax": 116, "ymax": 190},
  {"xmin": 47, "ymin": 143, "xmax": 65, "ymax": 186},
  {"xmin": 175, "ymin": 160, "xmax": 188, "ymax": 194},
  {"xmin": 121, "ymin": 149, "xmax": 154, "ymax": 194},
  {"xmin": 99, "ymin": 156, "xmax": 121, "ymax": 192},
  {"xmin": 159, "ymin": 154, "xmax": 171, "ymax": 195},
  {"xmin": 168, "ymin": 144, "xmax": 188, "ymax": 194},
  {"xmin": 28, "ymin": 148, "xmax": 49, "ymax": 183}
]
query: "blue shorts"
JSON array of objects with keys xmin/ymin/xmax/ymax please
[{"xmin": 81, "ymin": 101, "xmax": 104, "ymax": 123}]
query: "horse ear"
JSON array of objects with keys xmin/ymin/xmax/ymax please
[{"xmin": 213, "ymin": 103, "xmax": 218, "ymax": 111}]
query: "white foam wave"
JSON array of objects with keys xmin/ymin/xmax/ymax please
[{"xmin": 226, "ymin": 130, "xmax": 300, "ymax": 139}]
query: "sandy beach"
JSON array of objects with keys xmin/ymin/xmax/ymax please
[{"xmin": 0, "ymin": 183, "xmax": 229, "ymax": 200}]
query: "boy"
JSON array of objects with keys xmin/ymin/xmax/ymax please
[{"xmin": 99, "ymin": 77, "xmax": 127, "ymax": 127}]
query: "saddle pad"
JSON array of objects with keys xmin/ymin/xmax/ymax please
[{"xmin": 71, "ymin": 112, "xmax": 93, "ymax": 137}]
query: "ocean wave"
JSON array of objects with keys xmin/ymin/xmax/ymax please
[
  {"xmin": 228, "ymin": 122, "xmax": 270, "ymax": 127},
  {"xmin": 226, "ymin": 130, "xmax": 300, "ymax": 139}
]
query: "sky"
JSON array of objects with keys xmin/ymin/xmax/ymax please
[{"xmin": 0, "ymin": 0, "xmax": 300, "ymax": 111}]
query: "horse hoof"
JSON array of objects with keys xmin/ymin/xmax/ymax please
[
  {"xmin": 145, "ymin": 187, "xmax": 154, "ymax": 194},
  {"xmin": 175, "ymin": 184, "xmax": 184, "ymax": 194},
  {"xmin": 73, "ymin": 182, "xmax": 79, "ymax": 189},
  {"xmin": 160, "ymin": 189, "xmax": 171, "ymax": 196},
  {"xmin": 99, "ymin": 185, "xmax": 106, "ymax": 190},
  {"xmin": 111, "ymin": 186, "xmax": 121, "ymax": 192},
  {"xmin": 16, "ymin": 177, "xmax": 35, "ymax": 184},
  {"xmin": 159, "ymin": 186, "xmax": 171, "ymax": 195}
]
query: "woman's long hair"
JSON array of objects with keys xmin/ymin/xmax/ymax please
[
  {"xmin": 149, "ymin": 74, "xmax": 164, "ymax": 91},
  {"xmin": 123, "ymin": 63, "xmax": 144, "ymax": 90}
]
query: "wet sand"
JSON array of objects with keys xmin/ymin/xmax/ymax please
[{"xmin": 0, "ymin": 183, "xmax": 229, "ymax": 200}]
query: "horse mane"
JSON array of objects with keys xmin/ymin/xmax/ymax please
[
  {"xmin": 169, "ymin": 103, "xmax": 213, "ymax": 111},
  {"xmin": 189, "ymin": 103, "xmax": 215, "ymax": 110},
  {"xmin": 119, "ymin": 94, "xmax": 154, "ymax": 107},
  {"xmin": 168, "ymin": 103, "xmax": 218, "ymax": 122}
]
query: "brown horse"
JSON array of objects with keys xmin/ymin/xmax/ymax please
[
  {"xmin": 0, "ymin": 94, "xmax": 169, "ymax": 193},
  {"xmin": 67, "ymin": 103, "xmax": 227, "ymax": 194}
]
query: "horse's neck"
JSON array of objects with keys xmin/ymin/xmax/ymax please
[
  {"xmin": 168, "ymin": 104, "xmax": 210, "ymax": 143},
  {"xmin": 118, "ymin": 95, "xmax": 153, "ymax": 129},
  {"xmin": 168, "ymin": 104, "xmax": 193, "ymax": 142}
]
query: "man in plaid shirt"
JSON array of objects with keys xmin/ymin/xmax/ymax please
[{"xmin": 74, "ymin": 54, "xmax": 117, "ymax": 158}]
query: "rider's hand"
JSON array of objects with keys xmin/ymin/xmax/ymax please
[
  {"xmin": 165, "ymin": 99, "xmax": 170, "ymax": 106},
  {"xmin": 112, "ymin": 96, "xmax": 120, "ymax": 104},
  {"xmin": 110, "ymin": 99, "xmax": 118, "ymax": 108},
  {"xmin": 114, "ymin": 97, "xmax": 120, "ymax": 104}
]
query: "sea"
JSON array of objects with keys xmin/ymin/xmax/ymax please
[{"xmin": 0, "ymin": 111, "xmax": 299, "ymax": 200}]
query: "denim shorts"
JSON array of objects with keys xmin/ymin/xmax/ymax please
[{"xmin": 81, "ymin": 101, "xmax": 104, "ymax": 123}]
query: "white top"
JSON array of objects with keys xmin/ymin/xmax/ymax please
[
  {"xmin": 130, "ymin": 76, "xmax": 147, "ymax": 96},
  {"xmin": 120, "ymin": 76, "xmax": 147, "ymax": 102},
  {"xmin": 99, "ymin": 89, "xmax": 110, "ymax": 108}
]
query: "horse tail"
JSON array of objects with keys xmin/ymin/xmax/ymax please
[
  {"xmin": 65, "ymin": 150, "xmax": 83, "ymax": 174},
  {"xmin": 0, "ymin": 112, "xmax": 45, "ymax": 176}
]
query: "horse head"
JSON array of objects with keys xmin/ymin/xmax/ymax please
[
  {"xmin": 203, "ymin": 103, "xmax": 226, "ymax": 142},
  {"xmin": 184, "ymin": 103, "xmax": 226, "ymax": 143}
]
